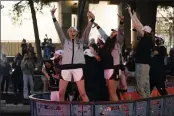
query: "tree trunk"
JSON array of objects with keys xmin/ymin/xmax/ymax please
[
  {"xmin": 77, "ymin": 0, "xmax": 86, "ymax": 38},
  {"xmin": 28, "ymin": 0, "xmax": 42, "ymax": 62}
]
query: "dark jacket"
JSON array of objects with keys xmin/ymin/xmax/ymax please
[
  {"xmin": 1, "ymin": 62, "xmax": 11, "ymax": 76},
  {"xmin": 21, "ymin": 59, "xmax": 34, "ymax": 74},
  {"xmin": 135, "ymin": 33, "xmax": 154, "ymax": 64}
]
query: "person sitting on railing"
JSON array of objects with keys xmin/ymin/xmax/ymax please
[
  {"xmin": 51, "ymin": 6, "xmax": 95, "ymax": 102},
  {"xmin": 150, "ymin": 35, "xmax": 168, "ymax": 96}
]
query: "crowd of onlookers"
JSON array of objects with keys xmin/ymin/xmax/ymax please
[{"xmin": 0, "ymin": 39, "xmax": 37, "ymax": 104}]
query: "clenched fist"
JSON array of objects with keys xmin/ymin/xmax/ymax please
[
  {"xmin": 50, "ymin": 5, "xmax": 57, "ymax": 16},
  {"xmin": 87, "ymin": 11, "xmax": 95, "ymax": 20}
]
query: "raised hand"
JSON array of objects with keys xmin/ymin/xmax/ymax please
[
  {"xmin": 87, "ymin": 11, "xmax": 95, "ymax": 20},
  {"xmin": 117, "ymin": 14, "xmax": 124, "ymax": 21},
  {"xmin": 50, "ymin": 5, "xmax": 57, "ymax": 16},
  {"xmin": 126, "ymin": 4, "xmax": 131, "ymax": 14}
]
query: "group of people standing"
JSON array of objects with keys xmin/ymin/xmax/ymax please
[
  {"xmin": 42, "ymin": 5, "xmax": 169, "ymax": 102},
  {"xmin": 42, "ymin": 6, "xmax": 127, "ymax": 102},
  {"xmin": 127, "ymin": 5, "xmax": 168, "ymax": 98}
]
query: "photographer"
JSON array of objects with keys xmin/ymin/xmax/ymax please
[
  {"xmin": 149, "ymin": 35, "xmax": 168, "ymax": 96},
  {"xmin": 21, "ymin": 53, "xmax": 34, "ymax": 104}
]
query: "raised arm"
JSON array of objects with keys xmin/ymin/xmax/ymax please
[
  {"xmin": 127, "ymin": 6, "xmax": 144, "ymax": 37},
  {"xmin": 81, "ymin": 11, "xmax": 95, "ymax": 44},
  {"xmin": 94, "ymin": 22, "xmax": 109, "ymax": 41},
  {"xmin": 133, "ymin": 12, "xmax": 144, "ymax": 29},
  {"xmin": 51, "ymin": 7, "xmax": 66, "ymax": 44},
  {"xmin": 117, "ymin": 17, "xmax": 124, "ymax": 46}
]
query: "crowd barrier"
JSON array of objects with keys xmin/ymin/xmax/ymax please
[
  {"xmin": 29, "ymin": 82, "xmax": 174, "ymax": 116},
  {"xmin": 30, "ymin": 93, "xmax": 174, "ymax": 116}
]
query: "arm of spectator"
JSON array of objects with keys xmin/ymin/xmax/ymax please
[
  {"xmin": 132, "ymin": 12, "xmax": 144, "ymax": 29},
  {"xmin": 51, "ymin": 74, "xmax": 59, "ymax": 79},
  {"xmin": 81, "ymin": 11, "xmax": 95, "ymax": 45},
  {"xmin": 94, "ymin": 22, "xmax": 109, "ymax": 41},
  {"xmin": 127, "ymin": 6, "xmax": 144, "ymax": 37},
  {"xmin": 117, "ymin": 16, "xmax": 124, "ymax": 46}
]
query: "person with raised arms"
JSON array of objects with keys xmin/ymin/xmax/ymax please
[
  {"xmin": 93, "ymin": 14, "xmax": 126, "ymax": 101},
  {"xmin": 127, "ymin": 5, "xmax": 154, "ymax": 98}
]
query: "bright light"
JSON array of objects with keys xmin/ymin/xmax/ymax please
[
  {"xmin": 73, "ymin": 0, "xmax": 78, "ymax": 4},
  {"xmin": 89, "ymin": 1, "xmax": 118, "ymax": 41}
]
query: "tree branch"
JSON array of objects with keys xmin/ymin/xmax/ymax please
[
  {"xmin": 158, "ymin": 11, "xmax": 169, "ymax": 22},
  {"xmin": 15, "ymin": 0, "xmax": 24, "ymax": 6}
]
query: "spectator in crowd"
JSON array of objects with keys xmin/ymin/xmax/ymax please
[
  {"xmin": 11, "ymin": 53, "xmax": 23, "ymax": 102},
  {"xmin": 51, "ymin": 6, "xmax": 94, "ymax": 102},
  {"xmin": 150, "ymin": 35, "xmax": 168, "ymax": 96},
  {"xmin": 127, "ymin": 5, "xmax": 154, "ymax": 98},
  {"xmin": 0, "ymin": 54, "xmax": 11, "ymax": 94},
  {"xmin": 21, "ymin": 39, "xmax": 28, "ymax": 57},
  {"xmin": 21, "ymin": 53, "xmax": 34, "ymax": 104},
  {"xmin": 28, "ymin": 43, "xmax": 34, "ymax": 56}
]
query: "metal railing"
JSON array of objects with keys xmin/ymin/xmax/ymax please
[{"xmin": 29, "ymin": 86, "xmax": 174, "ymax": 116}]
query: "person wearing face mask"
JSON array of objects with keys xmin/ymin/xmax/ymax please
[
  {"xmin": 51, "ymin": 6, "xmax": 94, "ymax": 102},
  {"xmin": 93, "ymin": 15, "xmax": 125, "ymax": 101},
  {"xmin": 149, "ymin": 35, "xmax": 168, "ymax": 96}
]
